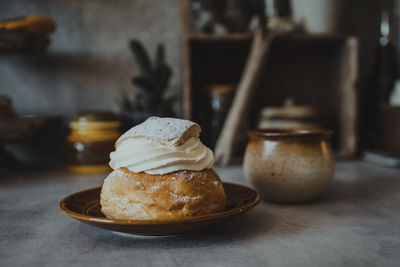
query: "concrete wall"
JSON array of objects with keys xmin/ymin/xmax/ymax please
[{"xmin": 0, "ymin": 0, "xmax": 182, "ymax": 120}]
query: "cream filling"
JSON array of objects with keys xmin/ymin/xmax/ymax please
[{"xmin": 109, "ymin": 137, "xmax": 214, "ymax": 175}]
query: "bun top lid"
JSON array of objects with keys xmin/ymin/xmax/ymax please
[{"xmin": 116, "ymin": 117, "xmax": 201, "ymax": 146}]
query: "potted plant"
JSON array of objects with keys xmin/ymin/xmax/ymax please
[{"xmin": 119, "ymin": 40, "xmax": 174, "ymax": 130}]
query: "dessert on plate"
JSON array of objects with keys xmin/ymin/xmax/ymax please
[{"xmin": 100, "ymin": 117, "xmax": 226, "ymax": 220}]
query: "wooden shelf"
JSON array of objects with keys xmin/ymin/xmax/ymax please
[
  {"xmin": 185, "ymin": 32, "xmax": 349, "ymax": 43},
  {"xmin": 179, "ymin": 0, "xmax": 358, "ymax": 157},
  {"xmin": 185, "ymin": 33, "xmax": 252, "ymax": 42}
]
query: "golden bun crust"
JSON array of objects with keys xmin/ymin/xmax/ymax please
[{"xmin": 100, "ymin": 168, "xmax": 226, "ymax": 220}]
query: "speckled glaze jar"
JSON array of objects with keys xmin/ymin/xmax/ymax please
[{"xmin": 244, "ymin": 129, "xmax": 334, "ymax": 203}]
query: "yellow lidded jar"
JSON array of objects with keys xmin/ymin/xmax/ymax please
[{"xmin": 66, "ymin": 111, "xmax": 120, "ymax": 174}]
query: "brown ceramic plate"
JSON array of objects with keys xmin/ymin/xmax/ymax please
[{"xmin": 60, "ymin": 182, "xmax": 260, "ymax": 236}]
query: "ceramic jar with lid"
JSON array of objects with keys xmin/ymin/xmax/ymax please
[
  {"xmin": 244, "ymin": 129, "xmax": 334, "ymax": 203},
  {"xmin": 258, "ymin": 98, "xmax": 319, "ymax": 129},
  {"xmin": 66, "ymin": 111, "xmax": 120, "ymax": 174}
]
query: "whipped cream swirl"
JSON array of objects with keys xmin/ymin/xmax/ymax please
[{"xmin": 109, "ymin": 136, "xmax": 214, "ymax": 175}]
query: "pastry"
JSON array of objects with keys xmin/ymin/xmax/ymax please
[{"xmin": 100, "ymin": 117, "xmax": 226, "ymax": 220}]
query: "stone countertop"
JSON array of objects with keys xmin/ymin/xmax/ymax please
[{"xmin": 1, "ymin": 161, "xmax": 400, "ymax": 267}]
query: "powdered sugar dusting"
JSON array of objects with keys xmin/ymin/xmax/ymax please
[
  {"xmin": 117, "ymin": 117, "xmax": 200, "ymax": 145},
  {"xmin": 104, "ymin": 168, "xmax": 125, "ymax": 182},
  {"xmin": 135, "ymin": 181, "xmax": 145, "ymax": 189},
  {"xmin": 169, "ymin": 191, "xmax": 201, "ymax": 202}
]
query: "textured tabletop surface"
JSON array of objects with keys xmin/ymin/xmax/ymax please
[{"xmin": 1, "ymin": 161, "xmax": 400, "ymax": 267}]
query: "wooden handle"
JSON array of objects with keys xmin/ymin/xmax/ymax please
[{"xmin": 215, "ymin": 29, "xmax": 275, "ymax": 165}]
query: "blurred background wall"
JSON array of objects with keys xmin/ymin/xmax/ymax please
[
  {"xmin": 0, "ymin": 0, "xmax": 182, "ymax": 120},
  {"xmin": 0, "ymin": 0, "xmax": 397, "ymax": 169},
  {"xmin": 0, "ymin": 0, "xmax": 384, "ymax": 122}
]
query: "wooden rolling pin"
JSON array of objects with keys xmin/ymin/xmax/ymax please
[{"xmin": 215, "ymin": 28, "xmax": 276, "ymax": 165}]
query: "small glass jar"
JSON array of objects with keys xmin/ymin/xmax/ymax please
[
  {"xmin": 207, "ymin": 84, "xmax": 235, "ymax": 148},
  {"xmin": 66, "ymin": 111, "xmax": 120, "ymax": 174}
]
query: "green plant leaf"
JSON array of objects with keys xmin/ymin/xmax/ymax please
[
  {"xmin": 123, "ymin": 40, "xmax": 174, "ymax": 112},
  {"xmin": 154, "ymin": 64, "xmax": 172, "ymax": 92},
  {"xmin": 153, "ymin": 43, "xmax": 172, "ymax": 94},
  {"xmin": 129, "ymin": 40, "xmax": 152, "ymax": 77},
  {"xmin": 154, "ymin": 44, "xmax": 165, "ymax": 70},
  {"xmin": 132, "ymin": 76, "xmax": 158, "ymax": 94},
  {"xmin": 138, "ymin": 92, "xmax": 152, "ymax": 111},
  {"xmin": 119, "ymin": 90, "xmax": 135, "ymax": 111}
]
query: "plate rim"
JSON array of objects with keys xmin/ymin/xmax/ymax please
[{"xmin": 60, "ymin": 182, "xmax": 260, "ymax": 225}]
